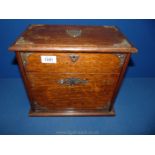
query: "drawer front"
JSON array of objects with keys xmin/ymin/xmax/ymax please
[
  {"xmin": 26, "ymin": 72, "xmax": 119, "ymax": 110},
  {"xmin": 21, "ymin": 52, "xmax": 126, "ymax": 73}
]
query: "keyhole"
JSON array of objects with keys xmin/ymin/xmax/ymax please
[
  {"xmin": 72, "ymin": 56, "xmax": 76, "ymax": 59},
  {"xmin": 69, "ymin": 54, "xmax": 79, "ymax": 62}
]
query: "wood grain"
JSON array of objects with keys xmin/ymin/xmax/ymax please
[
  {"xmin": 109, "ymin": 53, "xmax": 131, "ymax": 111},
  {"xmin": 16, "ymin": 52, "xmax": 35, "ymax": 110},
  {"xmin": 8, "ymin": 25, "xmax": 137, "ymax": 116},
  {"xmin": 29, "ymin": 109, "xmax": 115, "ymax": 116},
  {"xmin": 9, "ymin": 25, "xmax": 137, "ymax": 52},
  {"xmin": 23, "ymin": 52, "xmax": 123, "ymax": 73},
  {"xmin": 27, "ymin": 73, "xmax": 119, "ymax": 111}
]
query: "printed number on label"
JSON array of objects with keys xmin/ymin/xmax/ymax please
[{"xmin": 41, "ymin": 56, "xmax": 57, "ymax": 63}]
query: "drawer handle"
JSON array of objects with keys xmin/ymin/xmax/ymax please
[{"xmin": 58, "ymin": 78, "xmax": 88, "ymax": 86}]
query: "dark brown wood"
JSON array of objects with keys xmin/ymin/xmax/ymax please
[
  {"xmin": 29, "ymin": 108, "xmax": 115, "ymax": 117},
  {"xmin": 16, "ymin": 52, "xmax": 34, "ymax": 110},
  {"xmin": 9, "ymin": 25, "xmax": 137, "ymax": 53},
  {"xmin": 9, "ymin": 25, "xmax": 137, "ymax": 116},
  {"xmin": 109, "ymin": 53, "xmax": 131, "ymax": 111},
  {"xmin": 23, "ymin": 52, "xmax": 123, "ymax": 73},
  {"xmin": 27, "ymin": 73, "xmax": 119, "ymax": 111}
]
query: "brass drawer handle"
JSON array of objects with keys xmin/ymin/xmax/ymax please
[{"xmin": 58, "ymin": 78, "xmax": 88, "ymax": 86}]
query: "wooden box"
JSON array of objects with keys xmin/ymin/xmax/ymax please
[{"xmin": 9, "ymin": 25, "xmax": 137, "ymax": 116}]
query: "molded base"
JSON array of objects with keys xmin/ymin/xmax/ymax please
[{"xmin": 29, "ymin": 109, "xmax": 115, "ymax": 117}]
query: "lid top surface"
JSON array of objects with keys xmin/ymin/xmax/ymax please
[{"xmin": 9, "ymin": 25, "xmax": 137, "ymax": 52}]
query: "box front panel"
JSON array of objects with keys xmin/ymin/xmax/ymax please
[
  {"xmin": 26, "ymin": 73, "xmax": 119, "ymax": 111},
  {"xmin": 21, "ymin": 53, "xmax": 126, "ymax": 73},
  {"xmin": 20, "ymin": 52, "xmax": 127, "ymax": 113}
]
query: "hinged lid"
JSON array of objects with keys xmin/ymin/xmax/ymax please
[{"xmin": 9, "ymin": 25, "xmax": 137, "ymax": 53}]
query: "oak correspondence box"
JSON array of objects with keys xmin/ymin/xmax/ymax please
[{"xmin": 9, "ymin": 25, "xmax": 137, "ymax": 116}]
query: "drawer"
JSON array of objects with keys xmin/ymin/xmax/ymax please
[
  {"xmin": 26, "ymin": 72, "xmax": 119, "ymax": 110},
  {"xmin": 21, "ymin": 52, "xmax": 126, "ymax": 73}
]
